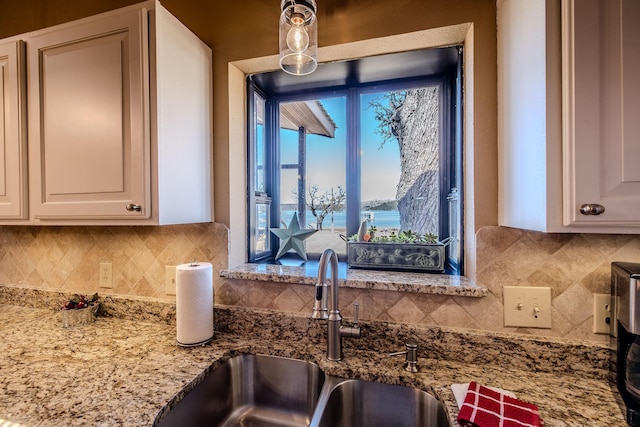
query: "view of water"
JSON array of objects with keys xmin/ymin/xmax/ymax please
[{"xmin": 282, "ymin": 210, "xmax": 400, "ymax": 229}]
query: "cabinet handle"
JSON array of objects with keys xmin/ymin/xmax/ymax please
[
  {"xmin": 126, "ymin": 203, "xmax": 142, "ymax": 212},
  {"xmin": 579, "ymin": 204, "xmax": 605, "ymax": 216}
]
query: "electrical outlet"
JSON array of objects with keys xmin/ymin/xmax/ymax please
[
  {"xmin": 99, "ymin": 262, "xmax": 112, "ymax": 288},
  {"xmin": 165, "ymin": 266, "xmax": 177, "ymax": 295},
  {"xmin": 593, "ymin": 294, "xmax": 611, "ymax": 334},
  {"xmin": 503, "ymin": 286, "xmax": 552, "ymax": 329}
]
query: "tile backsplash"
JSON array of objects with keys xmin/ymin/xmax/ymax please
[
  {"xmin": 1, "ymin": 223, "xmax": 638, "ymax": 343},
  {"xmin": 0, "ymin": 224, "xmax": 229, "ymax": 298}
]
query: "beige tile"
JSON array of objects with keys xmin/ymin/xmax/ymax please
[
  {"xmin": 25, "ymin": 269, "xmax": 44, "ymax": 288},
  {"xmin": 580, "ymin": 261, "xmax": 611, "ymax": 294},
  {"xmin": 243, "ymin": 284, "xmax": 273, "ymax": 309},
  {"xmin": 13, "ymin": 247, "xmax": 36, "ymax": 279},
  {"xmin": 553, "ymin": 284, "xmax": 594, "ymax": 326},
  {"xmin": 130, "ymin": 246, "xmax": 157, "ymax": 274},
  {"xmin": 476, "ymin": 258, "xmax": 523, "ymax": 299},
  {"xmin": 215, "ymin": 280, "xmax": 248, "ymax": 306},
  {"xmin": 527, "ymin": 265, "xmax": 573, "ymax": 298},
  {"xmin": 338, "ymin": 288, "xmax": 361, "ymax": 315},
  {"xmin": 255, "ymin": 282, "xmax": 289, "ymax": 309},
  {"xmin": 475, "ymin": 226, "xmax": 522, "ymax": 274},
  {"xmin": 552, "ymin": 237, "xmax": 610, "ymax": 280},
  {"xmin": 454, "ymin": 291, "xmax": 499, "ymax": 319},
  {"xmin": 610, "ymin": 238, "xmax": 640, "ymax": 263},
  {"xmin": 133, "ymin": 276, "xmax": 156, "ymax": 298},
  {"xmin": 496, "ymin": 236, "xmax": 552, "ymax": 279},
  {"xmin": 273, "ymin": 287, "xmax": 305, "ymax": 312},
  {"xmin": 429, "ymin": 298, "xmax": 475, "ymax": 328},
  {"xmin": 410, "ymin": 292, "xmax": 450, "ymax": 316},
  {"xmin": 548, "ymin": 305, "xmax": 575, "ymax": 337},
  {"xmin": 114, "ymin": 272, "xmax": 134, "ymax": 295},
  {"xmin": 354, "ymin": 290, "xmax": 403, "ymax": 320},
  {"xmin": 525, "ymin": 230, "xmax": 574, "ymax": 255},
  {"xmin": 571, "ymin": 316, "xmax": 608, "ymax": 342},
  {"xmin": 476, "ymin": 225, "xmax": 523, "ymax": 256},
  {"xmin": 291, "ymin": 282, "xmax": 314, "ymax": 307},
  {"xmin": 0, "ymin": 257, "xmax": 22, "ymax": 284},
  {"xmin": 387, "ymin": 296, "xmax": 426, "ymax": 324},
  {"xmin": 142, "ymin": 260, "xmax": 167, "ymax": 292},
  {"xmin": 121, "ymin": 258, "xmax": 145, "ymax": 285},
  {"xmin": 584, "ymin": 233, "xmax": 635, "ymax": 257},
  {"xmin": 465, "ymin": 296, "xmax": 505, "ymax": 331}
]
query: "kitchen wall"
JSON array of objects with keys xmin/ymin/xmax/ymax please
[
  {"xmin": 1, "ymin": 223, "xmax": 637, "ymax": 343},
  {"xmin": 0, "ymin": 1, "xmax": 636, "ymax": 345},
  {"xmin": 0, "ymin": 0, "xmax": 500, "ymax": 236}
]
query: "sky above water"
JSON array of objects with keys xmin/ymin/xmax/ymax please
[{"xmin": 280, "ymin": 93, "xmax": 401, "ymax": 204}]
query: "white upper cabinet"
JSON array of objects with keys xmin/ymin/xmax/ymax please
[
  {"xmin": 28, "ymin": 7, "xmax": 149, "ymax": 221},
  {"xmin": 498, "ymin": 0, "xmax": 640, "ymax": 233},
  {"xmin": 0, "ymin": 40, "xmax": 27, "ymax": 219},
  {"xmin": 7, "ymin": 0, "xmax": 212, "ymax": 225},
  {"xmin": 563, "ymin": 0, "xmax": 640, "ymax": 228}
]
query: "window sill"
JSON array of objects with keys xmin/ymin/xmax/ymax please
[{"xmin": 220, "ymin": 261, "xmax": 487, "ymax": 298}]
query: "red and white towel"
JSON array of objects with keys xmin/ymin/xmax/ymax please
[{"xmin": 456, "ymin": 381, "xmax": 542, "ymax": 427}]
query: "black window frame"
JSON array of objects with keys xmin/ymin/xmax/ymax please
[{"xmin": 247, "ymin": 47, "xmax": 463, "ymax": 273}]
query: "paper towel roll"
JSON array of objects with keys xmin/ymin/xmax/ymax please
[{"xmin": 176, "ymin": 262, "xmax": 214, "ymax": 346}]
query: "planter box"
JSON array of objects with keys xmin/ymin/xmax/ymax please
[{"xmin": 347, "ymin": 241, "xmax": 446, "ymax": 273}]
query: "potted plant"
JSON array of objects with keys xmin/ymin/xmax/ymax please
[
  {"xmin": 59, "ymin": 293, "xmax": 100, "ymax": 328},
  {"xmin": 347, "ymin": 227, "xmax": 452, "ymax": 273}
]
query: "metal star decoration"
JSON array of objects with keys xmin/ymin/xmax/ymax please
[{"xmin": 270, "ymin": 213, "xmax": 317, "ymax": 261}]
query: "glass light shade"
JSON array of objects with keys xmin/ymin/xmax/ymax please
[{"xmin": 279, "ymin": 0, "xmax": 317, "ymax": 76}]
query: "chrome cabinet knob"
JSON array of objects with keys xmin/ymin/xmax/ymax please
[
  {"xmin": 579, "ymin": 204, "xmax": 605, "ymax": 216},
  {"xmin": 125, "ymin": 203, "xmax": 142, "ymax": 212}
]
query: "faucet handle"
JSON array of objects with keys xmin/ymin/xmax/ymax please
[{"xmin": 353, "ymin": 303, "xmax": 359, "ymax": 326}]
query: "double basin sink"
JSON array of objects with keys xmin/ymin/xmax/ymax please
[{"xmin": 155, "ymin": 354, "xmax": 450, "ymax": 427}]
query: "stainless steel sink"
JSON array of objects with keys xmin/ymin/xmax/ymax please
[
  {"xmin": 311, "ymin": 378, "xmax": 450, "ymax": 427},
  {"xmin": 156, "ymin": 354, "xmax": 325, "ymax": 427},
  {"xmin": 157, "ymin": 354, "xmax": 451, "ymax": 427}
]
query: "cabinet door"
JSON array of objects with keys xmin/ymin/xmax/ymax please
[
  {"xmin": 28, "ymin": 8, "xmax": 150, "ymax": 219},
  {"xmin": 563, "ymin": 0, "xmax": 640, "ymax": 227},
  {"xmin": 0, "ymin": 41, "xmax": 27, "ymax": 218}
]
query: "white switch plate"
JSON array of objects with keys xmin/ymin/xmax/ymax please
[
  {"xmin": 503, "ymin": 286, "xmax": 552, "ymax": 329},
  {"xmin": 593, "ymin": 294, "xmax": 611, "ymax": 334},
  {"xmin": 165, "ymin": 266, "xmax": 177, "ymax": 295}
]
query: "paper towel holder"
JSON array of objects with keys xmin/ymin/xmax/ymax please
[{"xmin": 176, "ymin": 261, "xmax": 214, "ymax": 348}]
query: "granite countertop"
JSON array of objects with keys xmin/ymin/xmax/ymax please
[{"xmin": 0, "ymin": 301, "xmax": 626, "ymax": 427}]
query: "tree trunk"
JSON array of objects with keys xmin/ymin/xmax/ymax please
[{"xmin": 392, "ymin": 87, "xmax": 439, "ymax": 235}]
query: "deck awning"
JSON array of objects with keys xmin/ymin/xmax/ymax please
[{"xmin": 279, "ymin": 100, "xmax": 337, "ymax": 138}]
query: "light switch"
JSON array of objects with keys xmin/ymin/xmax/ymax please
[{"xmin": 503, "ymin": 286, "xmax": 552, "ymax": 329}]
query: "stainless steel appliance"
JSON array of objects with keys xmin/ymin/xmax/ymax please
[{"xmin": 612, "ymin": 262, "xmax": 640, "ymax": 426}]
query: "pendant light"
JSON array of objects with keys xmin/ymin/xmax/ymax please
[{"xmin": 279, "ymin": 0, "xmax": 318, "ymax": 76}]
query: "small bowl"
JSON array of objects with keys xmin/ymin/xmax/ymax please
[{"xmin": 60, "ymin": 304, "xmax": 99, "ymax": 328}]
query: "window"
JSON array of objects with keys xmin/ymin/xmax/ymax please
[{"xmin": 248, "ymin": 47, "xmax": 463, "ymax": 273}]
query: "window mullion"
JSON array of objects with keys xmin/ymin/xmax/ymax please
[
  {"xmin": 346, "ymin": 87, "xmax": 361, "ymax": 238},
  {"xmin": 267, "ymin": 98, "xmax": 281, "ymax": 256}
]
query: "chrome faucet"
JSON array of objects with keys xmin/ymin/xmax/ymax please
[{"xmin": 312, "ymin": 248, "xmax": 361, "ymax": 361}]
